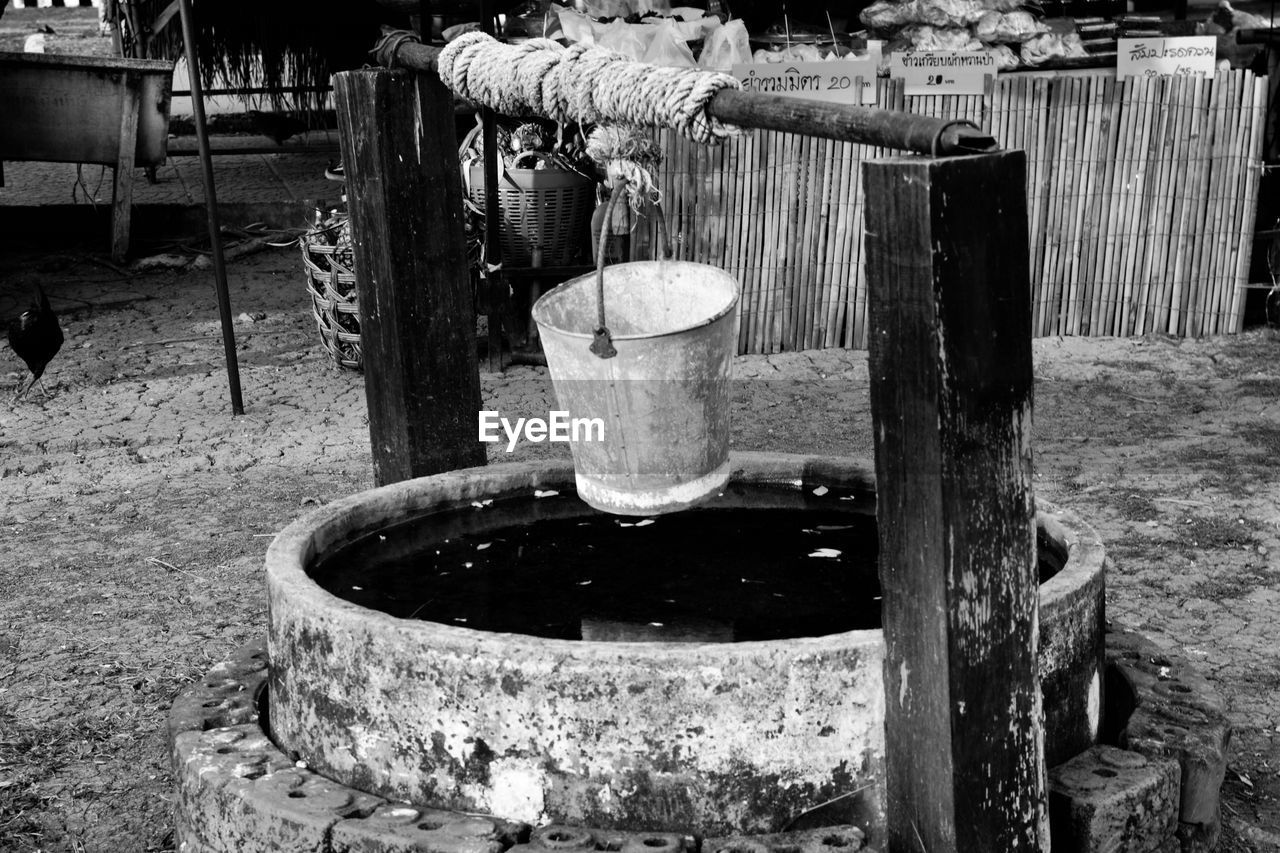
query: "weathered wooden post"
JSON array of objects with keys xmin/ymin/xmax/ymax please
[
  {"xmin": 863, "ymin": 150, "xmax": 1047, "ymax": 852},
  {"xmin": 333, "ymin": 68, "xmax": 486, "ymax": 486}
]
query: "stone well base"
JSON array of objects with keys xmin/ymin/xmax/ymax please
[{"xmin": 169, "ymin": 623, "xmax": 1229, "ymax": 853}]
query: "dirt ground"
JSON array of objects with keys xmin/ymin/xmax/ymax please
[{"xmin": 0, "ymin": 243, "xmax": 1277, "ymax": 851}]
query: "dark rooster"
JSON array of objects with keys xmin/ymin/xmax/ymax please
[{"xmin": 7, "ymin": 285, "xmax": 63, "ymax": 400}]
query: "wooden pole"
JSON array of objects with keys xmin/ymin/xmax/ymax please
[
  {"xmin": 373, "ymin": 36, "xmax": 996, "ymax": 157},
  {"xmin": 109, "ymin": 68, "xmax": 140, "ymax": 264},
  {"xmin": 334, "ymin": 68, "xmax": 486, "ymax": 486},
  {"xmin": 479, "ymin": 0, "xmax": 507, "ymax": 373},
  {"xmin": 178, "ymin": 0, "xmax": 245, "ymax": 416},
  {"xmin": 863, "ymin": 150, "xmax": 1046, "ymax": 853}
]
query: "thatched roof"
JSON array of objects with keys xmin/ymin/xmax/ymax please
[{"xmin": 141, "ymin": 0, "xmax": 413, "ymax": 112}]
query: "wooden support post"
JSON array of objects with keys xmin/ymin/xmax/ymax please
[
  {"xmin": 110, "ymin": 69, "xmax": 141, "ymax": 263},
  {"xmin": 334, "ymin": 68, "xmax": 486, "ymax": 486},
  {"xmin": 863, "ymin": 150, "xmax": 1046, "ymax": 853},
  {"xmin": 482, "ymin": 106, "xmax": 507, "ymax": 373},
  {"xmin": 179, "ymin": 0, "xmax": 245, "ymax": 415}
]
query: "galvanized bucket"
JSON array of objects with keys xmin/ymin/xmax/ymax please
[{"xmin": 531, "ymin": 196, "xmax": 740, "ymax": 515}]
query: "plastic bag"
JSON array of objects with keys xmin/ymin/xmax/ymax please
[
  {"xmin": 555, "ymin": 6, "xmax": 596, "ymax": 44},
  {"xmin": 670, "ymin": 15, "xmax": 713, "ymax": 40},
  {"xmin": 699, "ymin": 17, "xmax": 750, "ymax": 70},
  {"xmin": 642, "ymin": 18, "xmax": 697, "ymax": 66},
  {"xmin": 597, "ymin": 18, "xmax": 659, "ymax": 60}
]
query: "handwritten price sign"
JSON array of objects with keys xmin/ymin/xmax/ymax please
[
  {"xmin": 731, "ymin": 57, "xmax": 879, "ymax": 106},
  {"xmin": 889, "ymin": 51, "xmax": 996, "ymax": 96},
  {"xmin": 1117, "ymin": 37, "xmax": 1217, "ymax": 79}
]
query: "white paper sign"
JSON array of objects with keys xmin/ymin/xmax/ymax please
[
  {"xmin": 889, "ymin": 51, "xmax": 996, "ymax": 96},
  {"xmin": 732, "ymin": 57, "xmax": 878, "ymax": 106},
  {"xmin": 1117, "ymin": 37, "xmax": 1217, "ymax": 79}
]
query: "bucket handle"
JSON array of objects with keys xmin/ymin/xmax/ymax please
[{"xmin": 590, "ymin": 183, "xmax": 674, "ymax": 360}]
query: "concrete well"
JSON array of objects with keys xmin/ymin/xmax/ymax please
[{"xmin": 265, "ymin": 453, "xmax": 1105, "ymax": 839}]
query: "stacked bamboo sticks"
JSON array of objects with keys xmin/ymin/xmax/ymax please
[{"xmin": 645, "ymin": 69, "xmax": 1266, "ymax": 354}]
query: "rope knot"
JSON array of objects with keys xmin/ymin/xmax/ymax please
[{"xmin": 586, "ymin": 126, "xmax": 663, "ymax": 209}]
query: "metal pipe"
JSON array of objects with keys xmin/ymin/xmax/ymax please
[
  {"xmin": 178, "ymin": 0, "xmax": 245, "ymax": 416},
  {"xmin": 373, "ymin": 35, "xmax": 998, "ymax": 156}
]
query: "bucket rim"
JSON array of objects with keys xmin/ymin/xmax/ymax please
[{"xmin": 531, "ymin": 259, "xmax": 740, "ymax": 342}]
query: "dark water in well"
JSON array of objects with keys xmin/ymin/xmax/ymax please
[{"xmin": 310, "ymin": 483, "xmax": 1062, "ymax": 643}]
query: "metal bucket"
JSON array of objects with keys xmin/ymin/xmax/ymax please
[{"xmin": 531, "ymin": 256, "xmax": 740, "ymax": 515}]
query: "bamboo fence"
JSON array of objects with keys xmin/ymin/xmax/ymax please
[{"xmin": 642, "ymin": 69, "xmax": 1267, "ymax": 354}]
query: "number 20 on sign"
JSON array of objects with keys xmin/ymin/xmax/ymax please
[{"xmin": 890, "ymin": 51, "xmax": 996, "ymax": 96}]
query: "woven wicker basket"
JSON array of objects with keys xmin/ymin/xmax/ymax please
[
  {"xmin": 466, "ymin": 154, "xmax": 596, "ymax": 267},
  {"xmin": 301, "ymin": 232, "xmax": 362, "ymax": 371}
]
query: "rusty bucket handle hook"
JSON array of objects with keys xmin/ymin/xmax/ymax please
[{"xmin": 590, "ymin": 182, "xmax": 674, "ymax": 360}]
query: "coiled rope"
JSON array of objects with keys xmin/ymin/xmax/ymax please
[{"xmin": 437, "ymin": 32, "xmax": 742, "ymax": 144}]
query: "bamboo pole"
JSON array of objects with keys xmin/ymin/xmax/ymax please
[
  {"xmin": 810, "ymin": 134, "xmax": 835, "ymax": 349},
  {"xmin": 1064, "ymin": 74, "xmax": 1091, "ymax": 335},
  {"xmin": 1227, "ymin": 74, "xmax": 1267, "ymax": 332},
  {"xmin": 825, "ymin": 135, "xmax": 853, "ymax": 346},
  {"xmin": 744, "ymin": 130, "xmax": 766, "ymax": 353},
  {"xmin": 1079, "ymin": 75, "xmax": 1116, "ymax": 335},
  {"xmin": 1049, "ymin": 77, "xmax": 1082, "ymax": 334},
  {"xmin": 1133, "ymin": 75, "xmax": 1170, "ymax": 335},
  {"xmin": 1194, "ymin": 71, "xmax": 1237, "ymax": 335},
  {"xmin": 1149, "ymin": 75, "xmax": 1189, "ymax": 333},
  {"xmin": 831, "ymin": 123, "xmax": 857, "ymax": 347},
  {"xmin": 787, "ymin": 132, "xmax": 813, "ymax": 350},
  {"xmin": 1146, "ymin": 74, "xmax": 1180, "ymax": 332},
  {"xmin": 756, "ymin": 129, "xmax": 781, "ymax": 353},
  {"xmin": 1212, "ymin": 71, "xmax": 1253, "ymax": 333},
  {"xmin": 1074, "ymin": 74, "xmax": 1108, "ymax": 335},
  {"xmin": 808, "ymin": 134, "xmax": 832, "ymax": 349},
  {"xmin": 1167, "ymin": 75, "xmax": 1208, "ymax": 336},
  {"xmin": 988, "ymin": 75, "xmax": 1006, "ymax": 148},
  {"xmin": 679, "ymin": 130, "xmax": 696, "ymax": 261},
  {"xmin": 1031, "ymin": 77, "xmax": 1059, "ymax": 336},
  {"xmin": 757, "ymin": 130, "xmax": 779, "ymax": 353},
  {"xmin": 1031, "ymin": 78, "xmax": 1054, "ymax": 334},
  {"xmin": 1186, "ymin": 74, "xmax": 1216, "ymax": 334},
  {"xmin": 1058, "ymin": 75, "xmax": 1087, "ymax": 335},
  {"xmin": 1039, "ymin": 78, "xmax": 1066, "ymax": 335},
  {"xmin": 740, "ymin": 130, "xmax": 763, "ymax": 353},
  {"xmin": 1183, "ymin": 73, "xmax": 1218, "ymax": 337},
  {"xmin": 806, "ymin": 133, "xmax": 830, "ymax": 349},
  {"xmin": 722, "ymin": 135, "xmax": 746, "ymax": 351},
  {"xmin": 1200, "ymin": 72, "xmax": 1235, "ymax": 334},
  {"xmin": 775, "ymin": 133, "xmax": 799, "ymax": 352},
  {"xmin": 1118, "ymin": 75, "xmax": 1157, "ymax": 336},
  {"xmin": 1100, "ymin": 76, "xmax": 1136, "ymax": 336}
]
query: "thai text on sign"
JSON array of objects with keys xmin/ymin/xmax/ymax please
[
  {"xmin": 1117, "ymin": 37, "xmax": 1217, "ymax": 79},
  {"xmin": 889, "ymin": 51, "xmax": 996, "ymax": 96},
  {"xmin": 731, "ymin": 57, "xmax": 878, "ymax": 106}
]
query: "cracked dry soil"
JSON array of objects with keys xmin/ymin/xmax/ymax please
[{"xmin": 0, "ymin": 247, "xmax": 1277, "ymax": 851}]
